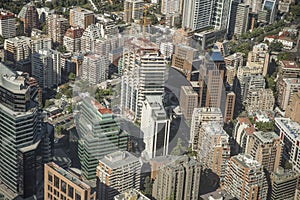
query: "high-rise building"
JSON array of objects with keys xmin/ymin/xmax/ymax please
[
  {"xmin": 245, "ymin": 131, "xmax": 282, "ymax": 173},
  {"xmin": 278, "ymin": 78, "xmax": 300, "ymax": 111},
  {"xmin": 224, "ymin": 91, "xmax": 235, "ymax": 123},
  {"xmin": 96, "ymin": 151, "xmax": 141, "ymax": 200},
  {"xmin": 152, "ymin": 156, "xmax": 201, "ymax": 200},
  {"xmin": 44, "ymin": 162, "xmax": 96, "ymax": 200},
  {"xmin": 270, "ymin": 167, "xmax": 299, "ymax": 200},
  {"xmin": 81, "ymin": 53, "xmax": 109, "ymax": 85},
  {"xmin": 81, "ymin": 23, "xmax": 102, "ymax": 52},
  {"xmin": 124, "ymin": 0, "xmax": 144, "ymax": 23},
  {"xmin": 197, "ymin": 122, "xmax": 230, "ymax": 184},
  {"xmin": 275, "ymin": 118, "xmax": 300, "ymax": 172},
  {"xmin": 182, "ymin": 0, "xmax": 213, "ymax": 31},
  {"xmin": 233, "ymin": 117, "xmax": 255, "ymax": 153},
  {"xmin": 161, "ymin": 0, "xmax": 180, "ymax": 15},
  {"xmin": 247, "ymin": 43, "xmax": 270, "ymax": 76},
  {"xmin": 32, "ymin": 49, "xmax": 61, "ymax": 89},
  {"xmin": 121, "ymin": 42, "xmax": 167, "ymax": 121},
  {"xmin": 141, "ymin": 96, "xmax": 170, "ymax": 160},
  {"xmin": 245, "ymin": 88, "xmax": 275, "ymax": 112},
  {"xmin": 234, "ymin": 3, "xmax": 249, "ymax": 35},
  {"xmin": 224, "ymin": 154, "xmax": 268, "ymax": 200},
  {"xmin": 227, "ymin": 0, "xmax": 242, "ymax": 37},
  {"xmin": 285, "ymin": 91, "xmax": 300, "ymax": 124},
  {"xmin": 46, "ymin": 14, "xmax": 69, "ymax": 44},
  {"xmin": 31, "ymin": 34, "xmax": 52, "ymax": 54},
  {"xmin": 211, "ymin": 0, "xmax": 231, "ymax": 30},
  {"xmin": 18, "ymin": 2, "xmax": 39, "ymax": 36},
  {"xmin": 63, "ymin": 26, "xmax": 84, "ymax": 52},
  {"xmin": 77, "ymin": 98, "xmax": 128, "ymax": 180},
  {"xmin": 179, "ymin": 86, "xmax": 198, "ymax": 120},
  {"xmin": 0, "ymin": 9, "xmax": 16, "ymax": 38},
  {"xmin": 190, "ymin": 107, "xmax": 223, "ymax": 151},
  {"xmin": 4, "ymin": 36, "xmax": 32, "ymax": 73},
  {"xmin": 69, "ymin": 7, "xmax": 95, "ymax": 29},
  {"xmin": 262, "ymin": 0, "xmax": 278, "ymax": 23},
  {"xmin": 0, "ymin": 63, "xmax": 43, "ymax": 197}
]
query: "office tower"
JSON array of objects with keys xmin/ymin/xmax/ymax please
[
  {"xmin": 4, "ymin": 36, "xmax": 32, "ymax": 72},
  {"xmin": 285, "ymin": 91, "xmax": 300, "ymax": 124},
  {"xmin": 234, "ymin": 3, "xmax": 249, "ymax": 35},
  {"xmin": 182, "ymin": 0, "xmax": 213, "ymax": 31},
  {"xmin": 247, "ymin": 43, "xmax": 270, "ymax": 76},
  {"xmin": 179, "ymin": 86, "xmax": 198, "ymax": 120},
  {"xmin": 211, "ymin": 0, "xmax": 231, "ymax": 30},
  {"xmin": 18, "ymin": 2, "xmax": 39, "ymax": 36},
  {"xmin": 81, "ymin": 23, "xmax": 101, "ymax": 52},
  {"xmin": 262, "ymin": 0, "xmax": 278, "ymax": 23},
  {"xmin": 44, "ymin": 162, "xmax": 96, "ymax": 200},
  {"xmin": 77, "ymin": 98, "xmax": 128, "ymax": 180},
  {"xmin": 152, "ymin": 156, "xmax": 201, "ymax": 200},
  {"xmin": 199, "ymin": 48, "xmax": 225, "ymax": 110},
  {"xmin": 244, "ymin": 0, "xmax": 263, "ymax": 13},
  {"xmin": 46, "ymin": 14, "xmax": 69, "ymax": 44},
  {"xmin": 224, "ymin": 91, "xmax": 235, "ymax": 123},
  {"xmin": 224, "ymin": 154, "xmax": 268, "ymax": 200},
  {"xmin": 275, "ymin": 118, "xmax": 300, "ymax": 172},
  {"xmin": 161, "ymin": 0, "xmax": 180, "ymax": 14},
  {"xmin": 63, "ymin": 26, "xmax": 84, "ymax": 52},
  {"xmin": 114, "ymin": 189, "xmax": 150, "ymax": 200},
  {"xmin": 233, "ymin": 117, "xmax": 255, "ymax": 153},
  {"xmin": 245, "ymin": 88, "xmax": 275, "ymax": 112},
  {"xmin": 121, "ymin": 43, "xmax": 167, "ymax": 121},
  {"xmin": 227, "ymin": 0, "xmax": 242, "ymax": 37},
  {"xmin": 245, "ymin": 131, "xmax": 282, "ymax": 173},
  {"xmin": 171, "ymin": 44, "xmax": 199, "ymax": 80},
  {"xmin": 31, "ymin": 34, "xmax": 52, "ymax": 54},
  {"xmin": 81, "ymin": 53, "xmax": 109, "ymax": 85},
  {"xmin": 32, "ymin": 49, "xmax": 61, "ymax": 89},
  {"xmin": 270, "ymin": 167, "xmax": 299, "ymax": 200},
  {"xmin": 141, "ymin": 96, "xmax": 170, "ymax": 160},
  {"xmin": 197, "ymin": 122, "xmax": 230, "ymax": 184},
  {"xmin": 0, "ymin": 63, "xmax": 41, "ymax": 197},
  {"xmin": 0, "ymin": 10, "xmax": 16, "ymax": 38},
  {"xmin": 190, "ymin": 107, "xmax": 223, "ymax": 151},
  {"xmin": 124, "ymin": 0, "xmax": 144, "ymax": 23},
  {"xmin": 96, "ymin": 151, "xmax": 141, "ymax": 200},
  {"xmin": 278, "ymin": 78, "xmax": 300, "ymax": 111},
  {"xmin": 69, "ymin": 7, "xmax": 95, "ymax": 29}
]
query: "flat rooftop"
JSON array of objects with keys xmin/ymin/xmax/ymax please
[{"xmin": 100, "ymin": 151, "xmax": 140, "ymax": 169}]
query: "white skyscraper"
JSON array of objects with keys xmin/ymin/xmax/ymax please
[
  {"xmin": 182, "ymin": 0, "xmax": 213, "ymax": 31},
  {"xmin": 32, "ymin": 49, "xmax": 61, "ymax": 88},
  {"xmin": 121, "ymin": 43, "xmax": 167, "ymax": 120},
  {"xmin": 141, "ymin": 95, "xmax": 170, "ymax": 160},
  {"xmin": 82, "ymin": 53, "xmax": 108, "ymax": 85}
]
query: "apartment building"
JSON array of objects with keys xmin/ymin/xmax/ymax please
[
  {"xmin": 245, "ymin": 88, "xmax": 275, "ymax": 112},
  {"xmin": 96, "ymin": 151, "xmax": 141, "ymax": 200},
  {"xmin": 224, "ymin": 154, "xmax": 268, "ymax": 200},
  {"xmin": 69, "ymin": 7, "xmax": 95, "ymax": 29},
  {"xmin": 0, "ymin": 10, "xmax": 16, "ymax": 38},
  {"xmin": 63, "ymin": 26, "xmax": 84, "ymax": 52},
  {"xmin": 18, "ymin": 2, "xmax": 39, "ymax": 36},
  {"xmin": 285, "ymin": 91, "xmax": 300, "ymax": 124},
  {"xmin": 278, "ymin": 78, "xmax": 300, "ymax": 111},
  {"xmin": 46, "ymin": 14, "xmax": 69, "ymax": 44},
  {"xmin": 224, "ymin": 91, "xmax": 236, "ymax": 123},
  {"xmin": 124, "ymin": 0, "xmax": 144, "ymax": 23}
]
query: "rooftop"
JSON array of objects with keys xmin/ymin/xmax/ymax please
[
  {"xmin": 275, "ymin": 118, "xmax": 300, "ymax": 139},
  {"xmin": 200, "ymin": 189, "xmax": 236, "ymax": 200},
  {"xmin": 233, "ymin": 154, "xmax": 262, "ymax": 170},
  {"xmin": 114, "ymin": 189, "xmax": 150, "ymax": 200},
  {"xmin": 100, "ymin": 151, "xmax": 140, "ymax": 169},
  {"xmin": 181, "ymin": 85, "xmax": 198, "ymax": 95},
  {"xmin": 254, "ymin": 131, "xmax": 279, "ymax": 143},
  {"xmin": 271, "ymin": 167, "xmax": 299, "ymax": 183},
  {"xmin": 281, "ymin": 60, "xmax": 299, "ymax": 69}
]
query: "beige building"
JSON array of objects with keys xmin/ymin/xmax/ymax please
[
  {"xmin": 70, "ymin": 7, "xmax": 95, "ymax": 29},
  {"xmin": 224, "ymin": 154, "xmax": 268, "ymax": 200},
  {"xmin": 245, "ymin": 88, "xmax": 275, "ymax": 112},
  {"xmin": 46, "ymin": 14, "xmax": 69, "ymax": 44},
  {"xmin": 152, "ymin": 156, "xmax": 201, "ymax": 200},
  {"xmin": 96, "ymin": 151, "xmax": 141, "ymax": 200},
  {"xmin": 44, "ymin": 162, "xmax": 96, "ymax": 200},
  {"xmin": 63, "ymin": 26, "xmax": 84, "ymax": 52},
  {"xmin": 124, "ymin": 0, "xmax": 144, "ymax": 23},
  {"xmin": 247, "ymin": 43, "xmax": 270, "ymax": 76},
  {"xmin": 285, "ymin": 90, "xmax": 300, "ymax": 124},
  {"xmin": 245, "ymin": 131, "xmax": 282, "ymax": 173},
  {"xmin": 0, "ymin": 10, "xmax": 16, "ymax": 38},
  {"xmin": 179, "ymin": 86, "xmax": 198, "ymax": 120},
  {"xmin": 278, "ymin": 78, "xmax": 300, "ymax": 111}
]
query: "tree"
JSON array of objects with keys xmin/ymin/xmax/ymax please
[
  {"xmin": 171, "ymin": 138, "xmax": 185, "ymax": 156},
  {"xmin": 269, "ymin": 42, "xmax": 283, "ymax": 52},
  {"xmin": 68, "ymin": 72, "xmax": 75, "ymax": 81},
  {"xmin": 143, "ymin": 176, "xmax": 152, "ymax": 195},
  {"xmin": 44, "ymin": 99, "xmax": 53, "ymax": 108}
]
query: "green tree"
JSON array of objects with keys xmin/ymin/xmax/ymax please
[
  {"xmin": 143, "ymin": 176, "xmax": 152, "ymax": 195},
  {"xmin": 44, "ymin": 99, "xmax": 53, "ymax": 108},
  {"xmin": 268, "ymin": 42, "xmax": 283, "ymax": 52},
  {"xmin": 171, "ymin": 138, "xmax": 185, "ymax": 156},
  {"xmin": 68, "ymin": 72, "xmax": 75, "ymax": 81}
]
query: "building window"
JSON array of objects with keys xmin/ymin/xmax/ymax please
[
  {"xmin": 68, "ymin": 185, "xmax": 74, "ymax": 198},
  {"xmin": 61, "ymin": 180, "xmax": 66, "ymax": 193},
  {"xmin": 54, "ymin": 176, "xmax": 59, "ymax": 189},
  {"xmin": 48, "ymin": 173, "xmax": 53, "ymax": 183},
  {"xmin": 75, "ymin": 191, "xmax": 81, "ymax": 200}
]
